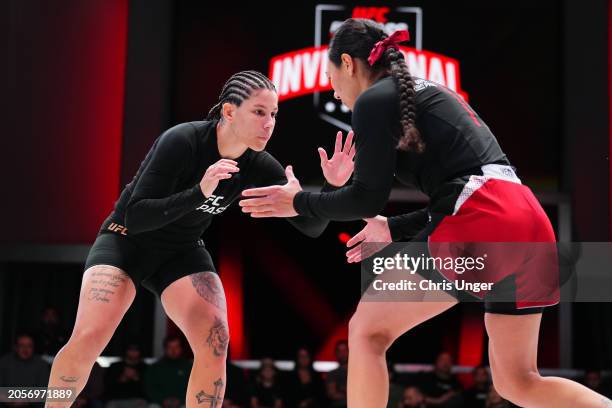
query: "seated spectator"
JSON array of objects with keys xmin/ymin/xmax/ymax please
[
  {"xmin": 418, "ymin": 352, "xmax": 463, "ymax": 407},
  {"xmin": 224, "ymin": 350, "xmax": 248, "ymax": 408},
  {"xmin": 144, "ymin": 336, "xmax": 192, "ymax": 407},
  {"xmin": 485, "ymin": 385, "xmax": 510, "ymax": 408},
  {"xmin": 286, "ymin": 347, "xmax": 326, "ymax": 408},
  {"xmin": 326, "ymin": 340, "xmax": 348, "ymax": 408},
  {"xmin": 400, "ymin": 386, "xmax": 427, "ymax": 408},
  {"xmin": 462, "ymin": 366, "xmax": 490, "ymax": 408},
  {"xmin": 387, "ymin": 361, "xmax": 403, "ymax": 408},
  {"xmin": 0, "ymin": 333, "xmax": 50, "ymax": 387},
  {"xmin": 583, "ymin": 368, "xmax": 612, "ymax": 398},
  {"xmin": 76, "ymin": 360, "xmax": 105, "ymax": 408},
  {"xmin": 105, "ymin": 343, "xmax": 148, "ymax": 407},
  {"xmin": 249, "ymin": 357, "xmax": 283, "ymax": 408},
  {"xmin": 33, "ymin": 306, "xmax": 68, "ymax": 356}
]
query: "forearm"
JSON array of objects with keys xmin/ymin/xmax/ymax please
[
  {"xmin": 386, "ymin": 208, "xmax": 430, "ymax": 241},
  {"xmin": 125, "ymin": 185, "xmax": 205, "ymax": 234},
  {"xmin": 286, "ymin": 181, "xmax": 340, "ymax": 237},
  {"xmin": 294, "ymin": 182, "xmax": 390, "ymax": 221}
]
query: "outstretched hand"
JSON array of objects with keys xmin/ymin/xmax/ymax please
[
  {"xmin": 319, "ymin": 130, "xmax": 355, "ymax": 187},
  {"xmin": 346, "ymin": 216, "xmax": 392, "ymax": 263},
  {"xmin": 239, "ymin": 165, "xmax": 302, "ymax": 218}
]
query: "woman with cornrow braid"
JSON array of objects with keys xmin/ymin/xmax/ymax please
[
  {"xmin": 240, "ymin": 19, "xmax": 610, "ymax": 408},
  {"xmin": 44, "ymin": 70, "xmax": 351, "ymax": 408}
]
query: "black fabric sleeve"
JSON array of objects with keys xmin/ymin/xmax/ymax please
[
  {"xmin": 124, "ymin": 125, "xmax": 205, "ymax": 234},
  {"xmin": 251, "ymin": 152, "xmax": 330, "ymax": 238},
  {"xmin": 293, "ymin": 89, "xmax": 397, "ymax": 220},
  {"xmin": 387, "ymin": 208, "xmax": 430, "ymax": 241}
]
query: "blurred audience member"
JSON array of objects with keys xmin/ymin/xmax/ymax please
[
  {"xmin": 326, "ymin": 340, "xmax": 348, "ymax": 408},
  {"xmin": 105, "ymin": 343, "xmax": 148, "ymax": 407},
  {"xmin": 145, "ymin": 336, "xmax": 192, "ymax": 407},
  {"xmin": 34, "ymin": 306, "xmax": 68, "ymax": 355},
  {"xmin": 286, "ymin": 347, "xmax": 326, "ymax": 408},
  {"xmin": 462, "ymin": 366, "xmax": 490, "ymax": 408},
  {"xmin": 418, "ymin": 352, "xmax": 463, "ymax": 407},
  {"xmin": 249, "ymin": 358, "xmax": 283, "ymax": 408},
  {"xmin": 0, "ymin": 333, "xmax": 50, "ymax": 387},
  {"xmin": 400, "ymin": 386, "xmax": 428, "ymax": 408}
]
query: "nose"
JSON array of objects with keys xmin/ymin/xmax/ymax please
[
  {"xmin": 263, "ymin": 115, "xmax": 275, "ymax": 130},
  {"xmin": 334, "ymin": 92, "xmax": 341, "ymax": 100}
]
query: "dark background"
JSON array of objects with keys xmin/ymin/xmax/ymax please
[{"xmin": 1, "ymin": 0, "xmax": 610, "ymax": 369}]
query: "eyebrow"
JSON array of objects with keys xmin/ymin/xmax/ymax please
[{"xmin": 253, "ymin": 104, "xmax": 278, "ymax": 110}]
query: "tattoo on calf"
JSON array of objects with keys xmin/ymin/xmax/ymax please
[
  {"xmin": 195, "ymin": 378, "xmax": 224, "ymax": 407},
  {"xmin": 207, "ymin": 317, "xmax": 229, "ymax": 357},
  {"xmin": 190, "ymin": 272, "xmax": 227, "ymax": 311}
]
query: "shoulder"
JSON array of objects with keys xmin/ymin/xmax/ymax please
[
  {"xmin": 250, "ymin": 150, "xmax": 279, "ymax": 165},
  {"xmin": 154, "ymin": 121, "xmax": 214, "ymax": 157},
  {"xmin": 353, "ymin": 76, "xmax": 399, "ymax": 116},
  {"xmin": 158, "ymin": 121, "xmax": 204, "ymax": 146}
]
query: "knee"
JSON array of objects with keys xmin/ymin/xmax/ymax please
[
  {"xmin": 188, "ymin": 315, "xmax": 230, "ymax": 360},
  {"xmin": 64, "ymin": 328, "xmax": 108, "ymax": 359},
  {"xmin": 348, "ymin": 314, "xmax": 393, "ymax": 355},
  {"xmin": 492, "ymin": 369, "xmax": 541, "ymax": 402}
]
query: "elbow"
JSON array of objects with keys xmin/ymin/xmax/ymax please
[
  {"xmin": 347, "ymin": 186, "xmax": 388, "ymax": 219},
  {"xmin": 124, "ymin": 205, "xmax": 145, "ymax": 235},
  {"xmin": 357, "ymin": 197, "xmax": 387, "ymax": 219},
  {"xmin": 297, "ymin": 218, "xmax": 328, "ymax": 239},
  {"xmin": 305, "ymin": 223, "xmax": 327, "ymax": 239}
]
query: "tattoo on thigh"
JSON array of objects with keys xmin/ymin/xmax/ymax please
[
  {"xmin": 195, "ymin": 378, "xmax": 224, "ymax": 407},
  {"xmin": 190, "ymin": 272, "xmax": 226, "ymax": 311},
  {"xmin": 207, "ymin": 317, "xmax": 229, "ymax": 357},
  {"xmin": 59, "ymin": 375, "xmax": 78, "ymax": 383},
  {"xmin": 87, "ymin": 269, "xmax": 129, "ymax": 303}
]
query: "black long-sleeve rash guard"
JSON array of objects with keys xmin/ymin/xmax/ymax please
[
  {"xmin": 293, "ymin": 76, "xmax": 510, "ymax": 240},
  {"xmin": 108, "ymin": 120, "xmax": 329, "ymax": 247}
]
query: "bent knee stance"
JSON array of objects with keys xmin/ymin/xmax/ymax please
[
  {"xmin": 493, "ymin": 369, "xmax": 541, "ymax": 401},
  {"xmin": 203, "ymin": 316, "xmax": 229, "ymax": 358},
  {"xmin": 62, "ymin": 328, "xmax": 109, "ymax": 361},
  {"xmin": 348, "ymin": 316, "xmax": 394, "ymax": 355},
  {"xmin": 182, "ymin": 314, "xmax": 230, "ymax": 359}
]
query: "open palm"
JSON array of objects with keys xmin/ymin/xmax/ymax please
[{"xmin": 318, "ymin": 130, "xmax": 356, "ymax": 187}]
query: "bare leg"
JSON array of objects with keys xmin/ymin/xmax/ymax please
[
  {"xmin": 486, "ymin": 312, "xmax": 612, "ymax": 408},
  {"xmin": 348, "ymin": 269, "xmax": 458, "ymax": 408},
  {"xmin": 45, "ymin": 265, "xmax": 136, "ymax": 407},
  {"xmin": 161, "ymin": 272, "xmax": 229, "ymax": 408}
]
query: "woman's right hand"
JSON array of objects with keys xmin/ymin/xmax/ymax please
[
  {"xmin": 200, "ymin": 159, "xmax": 239, "ymax": 197},
  {"xmin": 346, "ymin": 215, "xmax": 392, "ymax": 263}
]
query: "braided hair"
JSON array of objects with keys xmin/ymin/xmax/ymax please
[
  {"xmin": 207, "ymin": 70, "xmax": 276, "ymax": 121},
  {"xmin": 328, "ymin": 18, "xmax": 424, "ymax": 153}
]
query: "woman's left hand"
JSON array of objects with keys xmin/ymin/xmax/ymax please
[
  {"xmin": 319, "ymin": 130, "xmax": 356, "ymax": 187},
  {"xmin": 239, "ymin": 165, "xmax": 301, "ymax": 217}
]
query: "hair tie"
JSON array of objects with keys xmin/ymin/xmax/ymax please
[{"xmin": 367, "ymin": 30, "xmax": 410, "ymax": 66}]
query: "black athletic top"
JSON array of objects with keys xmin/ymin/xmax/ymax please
[
  {"xmin": 293, "ymin": 76, "xmax": 510, "ymax": 240},
  {"xmin": 106, "ymin": 120, "xmax": 329, "ymax": 248}
]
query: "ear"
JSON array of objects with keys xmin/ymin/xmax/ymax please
[
  {"xmin": 340, "ymin": 53, "xmax": 355, "ymax": 76},
  {"xmin": 221, "ymin": 102, "xmax": 236, "ymax": 122}
]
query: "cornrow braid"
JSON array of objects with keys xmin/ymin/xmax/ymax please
[
  {"xmin": 384, "ymin": 47, "xmax": 424, "ymax": 153},
  {"xmin": 207, "ymin": 70, "xmax": 276, "ymax": 121}
]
